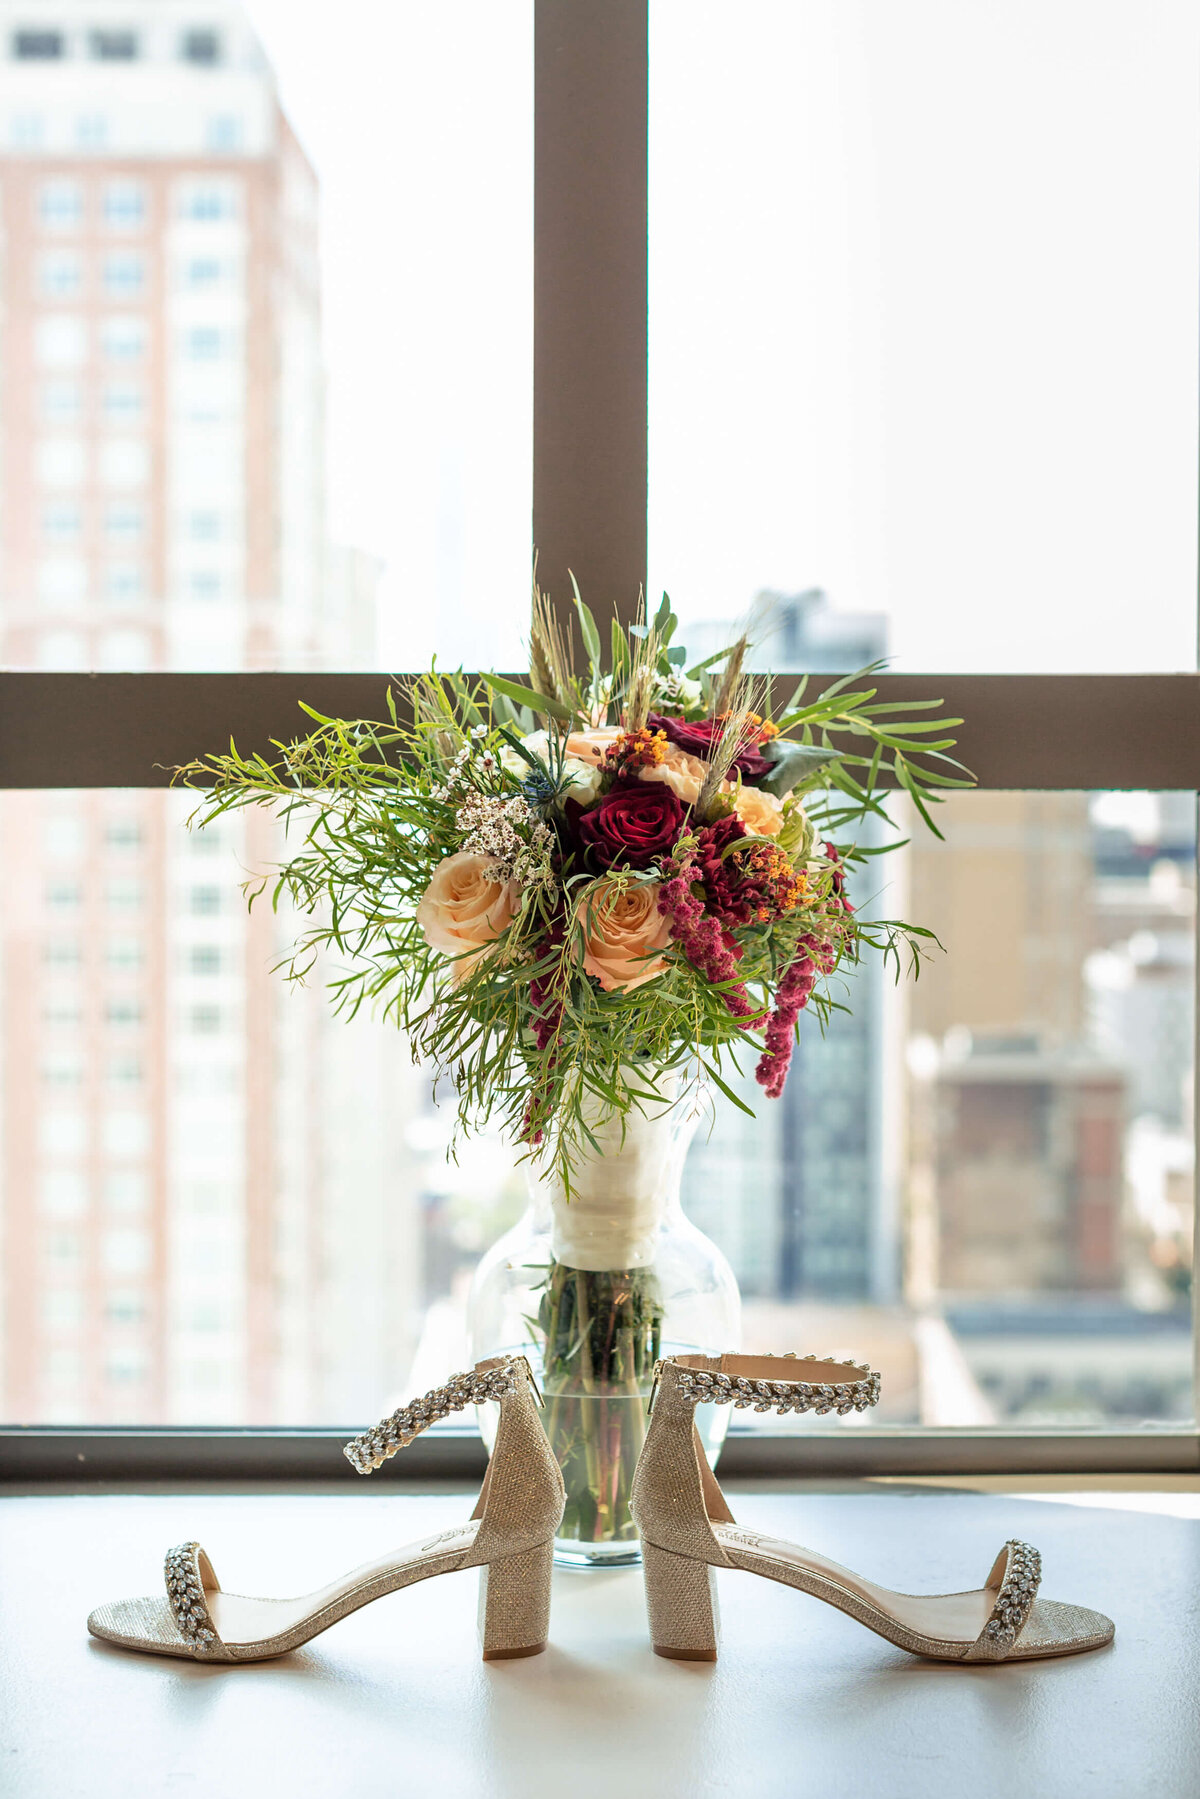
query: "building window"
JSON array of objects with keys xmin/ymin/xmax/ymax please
[
  {"xmin": 104, "ymin": 502, "xmax": 144, "ymax": 541},
  {"xmin": 104, "ymin": 819, "xmax": 143, "ymax": 852},
  {"xmin": 35, "ymin": 316, "xmax": 87, "ymax": 369},
  {"xmin": 184, "ymin": 326, "xmax": 224, "ymax": 360},
  {"xmin": 100, "ymin": 317, "xmax": 146, "ymax": 361},
  {"xmin": 102, "ymin": 1229, "xmax": 151, "ymax": 1276},
  {"xmin": 99, "ymin": 441, "xmax": 150, "ymax": 489},
  {"xmin": 46, "ymin": 882, "xmax": 82, "ymax": 910},
  {"xmin": 90, "ymin": 30, "xmax": 138, "ymax": 60},
  {"xmin": 37, "ymin": 556, "xmax": 88, "ymax": 603},
  {"xmin": 206, "ymin": 114, "xmax": 241, "ymax": 151},
  {"xmin": 98, "ymin": 630, "xmax": 151, "ymax": 671},
  {"xmin": 177, "ymin": 181, "xmax": 236, "ymax": 221},
  {"xmin": 11, "ymin": 113, "xmax": 44, "ymax": 147},
  {"xmin": 103, "ymin": 1172, "xmax": 148, "ymax": 1215},
  {"xmin": 37, "ymin": 252, "xmax": 82, "ymax": 298},
  {"xmin": 43, "ymin": 941, "xmax": 82, "ymax": 969},
  {"xmin": 42, "ymin": 999, "xmax": 83, "ymax": 1027},
  {"xmin": 41, "ymin": 1054, "xmax": 85, "ymax": 1088},
  {"xmin": 35, "ymin": 439, "xmax": 87, "ymax": 488},
  {"xmin": 103, "ymin": 564, "xmax": 145, "ymax": 603},
  {"xmin": 183, "ymin": 257, "xmax": 224, "ymax": 289},
  {"xmin": 101, "ymin": 383, "xmax": 145, "ymax": 426},
  {"xmin": 188, "ymin": 570, "xmax": 222, "ymax": 600},
  {"xmin": 40, "ymin": 381, "xmax": 83, "ymax": 424},
  {"xmin": 189, "ymin": 946, "xmax": 221, "ymax": 976},
  {"xmin": 106, "ymin": 1055, "xmax": 144, "ymax": 1089},
  {"xmin": 43, "ymin": 1290, "xmax": 86, "ymax": 1329},
  {"xmin": 102, "ymin": 252, "xmax": 145, "ymax": 297},
  {"xmin": 14, "ymin": 30, "xmax": 64, "ymax": 59},
  {"xmin": 105, "ymin": 937, "xmax": 143, "ymax": 970},
  {"xmin": 104, "ymin": 998, "xmax": 144, "ymax": 1028},
  {"xmin": 105, "ymin": 1291, "xmax": 146, "ymax": 1323},
  {"xmin": 181, "ymin": 29, "xmax": 221, "ymax": 65},
  {"xmin": 190, "ymin": 1005, "xmax": 221, "ymax": 1034},
  {"xmin": 42, "ymin": 503, "xmax": 82, "ymax": 543},
  {"xmin": 189, "ymin": 886, "xmax": 221, "ymax": 916},
  {"xmin": 105, "ymin": 880, "xmax": 143, "ymax": 912},
  {"xmin": 186, "ymin": 511, "xmax": 221, "ymax": 541},
  {"xmin": 75, "ymin": 115, "xmax": 107, "ymax": 150},
  {"xmin": 38, "ymin": 181, "xmax": 84, "ymax": 231},
  {"xmin": 103, "ymin": 181, "xmax": 146, "ymax": 229}
]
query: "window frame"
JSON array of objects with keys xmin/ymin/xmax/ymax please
[{"xmin": 1, "ymin": 0, "xmax": 1197, "ymax": 1482}]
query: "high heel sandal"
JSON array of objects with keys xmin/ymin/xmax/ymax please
[
  {"xmin": 630, "ymin": 1353, "xmax": 1114, "ymax": 1665},
  {"xmin": 87, "ymin": 1355, "xmax": 565, "ymax": 1664}
]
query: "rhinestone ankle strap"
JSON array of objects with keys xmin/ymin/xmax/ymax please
[
  {"xmin": 665, "ymin": 1353, "xmax": 881, "ymax": 1417},
  {"xmin": 344, "ymin": 1357, "xmax": 524, "ymax": 1475}
]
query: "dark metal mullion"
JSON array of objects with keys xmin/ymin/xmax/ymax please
[
  {"xmin": 4, "ymin": 671, "xmax": 1200, "ymax": 789},
  {"xmin": 533, "ymin": 0, "xmax": 648, "ymax": 640}
]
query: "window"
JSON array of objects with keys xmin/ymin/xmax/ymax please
[
  {"xmin": 11, "ymin": 113, "xmax": 44, "ymax": 148},
  {"xmin": 104, "ymin": 999, "xmax": 144, "ymax": 1028},
  {"xmin": 35, "ymin": 317, "xmax": 86, "ymax": 369},
  {"xmin": 102, "ymin": 253, "xmax": 145, "ymax": 298},
  {"xmin": 187, "ymin": 571, "xmax": 222, "ymax": 600},
  {"xmin": 106, "ymin": 1056, "xmax": 143, "ymax": 1089},
  {"xmin": 46, "ymin": 882, "xmax": 81, "ymax": 911},
  {"xmin": 106, "ymin": 938, "xmax": 143, "ymax": 970},
  {"xmin": 103, "ymin": 503, "xmax": 144, "ymax": 543},
  {"xmin": 37, "ymin": 252, "xmax": 82, "ymax": 298},
  {"xmin": 101, "ymin": 384, "xmax": 145, "ymax": 426},
  {"xmin": 99, "ymin": 441, "xmax": 150, "ymax": 489},
  {"xmin": 100, "ymin": 317, "xmax": 146, "ymax": 361},
  {"xmin": 102, "ymin": 564, "xmax": 145, "ymax": 604},
  {"xmin": 38, "ymin": 181, "xmax": 83, "ymax": 231},
  {"xmin": 189, "ymin": 946, "xmax": 221, "ymax": 976},
  {"xmin": 177, "ymin": 180, "xmax": 237, "ymax": 221},
  {"xmin": 105, "ymin": 820, "xmax": 143, "ymax": 851},
  {"xmin": 189, "ymin": 886, "xmax": 220, "ymax": 916},
  {"xmin": 43, "ymin": 942, "xmax": 81, "ymax": 969},
  {"xmin": 206, "ymin": 115, "xmax": 241, "ymax": 152},
  {"xmin": 102, "ymin": 182, "xmax": 146, "ymax": 229},
  {"xmin": 37, "ymin": 557, "xmax": 88, "ymax": 603},
  {"xmin": 189, "ymin": 1005, "xmax": 221, "ymax": 1035},
  {"xmin": 105, "ymin": 880, "xmax": 143, "ymax": 912},
  {"xmin": 104, "ymin": 1171, "xmax": 147, "ymax": 1215},
  {"xmin": 42, "ymin": 503, "xmax": 82, "ymax": 543},
  {"xmin": 75, "ymin": 115, "xmax": 107, "ymax": 150},
  {"xmin": 183, "ymin": 326, "xmax": 225, "ymax": 360},
  {"xmin": 183, "ymin": 257, "xmax": 224, "ymax": 289},
  {"xmin": 14, "ymin": 30, "xmax": 64, "ymax": 59},
  {"xmin": 181, "ymin": 29, "xmax": 221, "ymax": 65},
  {"xmin": 35, "ymin": 439, "xmax": 86, "ymax": 488},
  {"xmin": 90, "ymin": 30, "xmax": 137, "ymax": 60},
  {"xmin": 186, "ymin": 511, "xmax": 221, "ymax": 541},
  {"xmin": 40, "ymin": 381, "xmax": 82, "ymax": 424}
]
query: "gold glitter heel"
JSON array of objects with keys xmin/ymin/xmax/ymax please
[
  {"xmin": 631, "ymin": 1353, "xmax": 1114, "ymax": 1666},
  {"xmin": 86, "ymin": 1356, "xmax": 565, "ymax": 1665},
  {"xmin": 642, "ymin": 1541, "xmax": 720, "ymax": 1661},
  {"xmin": 478, "ymin": 1540, "xmax": 555, "ymax": 1659}
]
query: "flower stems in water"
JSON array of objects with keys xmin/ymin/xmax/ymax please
[{"xmin": 535, "ymin": 1261, "xmax": 664, "ymax": 1545}]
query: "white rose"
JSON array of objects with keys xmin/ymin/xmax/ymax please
[{"xmin": 499, "ymin": 730, "xmax": 602, "ymax": 802}]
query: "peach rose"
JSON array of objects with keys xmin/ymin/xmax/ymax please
[
  {"xmin": 639, "ymin": 742, "xmax": 707, "ymax": 805},
  {"xmin": 577, "ymin": 880, "xmax": 673, "ymax": 993},
  {"xmin": 730, "ymin": 784, "xmax": 784, "ymax": 837},
  {"xmin": 416, "ymin": 851, "xmax": 519, "ymax": 977},
  {"xmin": 565, "ymin": 726, "xmax": 624, "ymax": 767}
]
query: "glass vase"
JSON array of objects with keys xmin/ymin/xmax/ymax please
[{"xmin": 467, "ymin": 1074, "xmax": 741, "ymax": 1566}]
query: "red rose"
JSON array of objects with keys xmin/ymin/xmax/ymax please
[
  {"xmin": 647, "ymin": 712, "xmax": 773, "ymax": 780},
  {"xmin": 569, "ymin": 782, "xmax": 685, "ymax": 871}
]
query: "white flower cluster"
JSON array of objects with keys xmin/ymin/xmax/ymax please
[
  {"xmin": 430, "ymin": 729, "xmax": 497, "ymax": 803},
  {"xmin": 456, "ymin": 791, "xmax": 556, "ymax": 891}
]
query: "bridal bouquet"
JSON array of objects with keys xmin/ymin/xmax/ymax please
[
  {"xmin": 179, "ymin": 587, "xmax": 965, "ymax": 1180},
  {"xmin": 180, "ymin": 584, "xmax": 967, "ymax": 1554}
]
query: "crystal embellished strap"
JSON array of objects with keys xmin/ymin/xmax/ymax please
[
  {"xmin": 343, "ymin": 1356, "xmax": 523, "ymax": 1476},
  {"xmin": 972, "ymin": 1539, "xmax": 1043, "ymax": 1659},
  {"xmin": 668, "ymin": 1353, "xmax": 881, "ymax": 1417},
  {"xmin": 164, "ymin": 1541, "xmax": 220, "ymax": 1655}
]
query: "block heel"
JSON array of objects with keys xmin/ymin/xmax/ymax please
[
  {"xmin": 642, "ymin": 1540, "xmax": 719, "ymax": 1662},
  {"xmin": 478, "ymin": 1540, "xmax": 555, "ymax": 1660}
]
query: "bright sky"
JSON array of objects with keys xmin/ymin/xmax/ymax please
[{"xmin": 246, "ymin": 1, "xmax": 1200, "ymax": 675}]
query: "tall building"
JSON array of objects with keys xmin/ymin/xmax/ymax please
[
  {"xmin": 0, "ymin": 2, "xmax": 420, "ymax": 1427},
  {"xmin": 683, "ymin": 588, "xmax": 898, "ymax": 1304}
]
